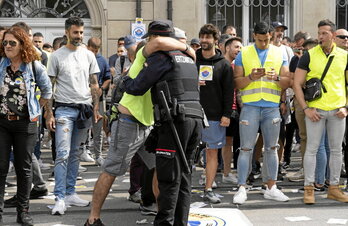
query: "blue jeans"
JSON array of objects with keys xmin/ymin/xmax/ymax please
[
  {"xmin": 54, "ymin": 106, "xmax": 91, "ymax": 200},
  {"xmin": 237, "ymin": 105, "xmax": 281, "ymax": 185},
  {"xmin": 304, "ymin": 109, "xmax": 345, "ymax": 186},
  {"xmin": 315, "ymin": 129, "xmax": 329, "ymax": 185}
]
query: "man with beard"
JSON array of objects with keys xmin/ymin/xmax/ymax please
[
  {"xmin": 294, "ymin": 19, "xmax": 348, "ymax": 204},
  {"xmin": 196, "ymin": 24, "xmax": 234, "ymax": 204},
  {"xmin": 45, "ymin": 16, "xmax": 102, "ymax": 215}
]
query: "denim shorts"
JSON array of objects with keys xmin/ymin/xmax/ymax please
[
  {"xmin": 103, "ymin": 114, "xmax": 148, "ymax": 177},
  {"xmin": 201, "ymin": 120, "xmax": 226, "ymax": 149}
]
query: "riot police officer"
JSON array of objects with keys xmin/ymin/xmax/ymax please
[{"xmin": 122, "ymin": 20, "xmax": 203, "ymax": 226}]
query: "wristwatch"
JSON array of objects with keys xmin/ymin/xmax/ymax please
[{"xmin": 275, "ymin": 76, "xmax": 281, "ymax": 81}]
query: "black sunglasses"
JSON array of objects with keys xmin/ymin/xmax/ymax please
[
  {"xmin": 2, "ymin": 40, "xmax": 18, "ymax": 47},
  {"xmin": 336, "ymin": 35, "xmax": 348, "ymax": 40}
]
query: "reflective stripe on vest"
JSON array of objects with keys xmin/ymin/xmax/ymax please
[
  {"xmin": 240, "ymin": 87, "xmax": 281, "ymax": 96},
  {"xmin": 307, "ymin": 44, "xmax": 347, "ymax": 111},
  {"xmin": 240, "ymin": 44, "xmax": 283, "ymax": 104}
]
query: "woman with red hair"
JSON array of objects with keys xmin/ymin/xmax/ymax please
[{"xmin": 0, "ymin": 26, "xmax": 52, "ymax": 225}]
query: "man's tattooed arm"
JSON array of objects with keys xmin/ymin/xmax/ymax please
[
  {"xmin": 89, "ymin": 73, "xmax": 100, "ymax": 110},
  {"xmin": 44, "ymin": 76, "xmax": 56, "ymax": 131},
  {"xmin": 44, "ymin": 76, "xmax": 56, "ymax": 116}
]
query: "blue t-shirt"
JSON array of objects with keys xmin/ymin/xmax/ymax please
[
  {"xmin": 96, "ymin": 54, "xmax": 111, "ymax": 86},
  {"xmin": 235, "ymin": 44, "xmax": 288, "ymax": 107}
]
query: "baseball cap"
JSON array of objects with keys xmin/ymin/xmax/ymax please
[
  {"xmin": 174, "ymin": 27, "xmax": 187, "ymax": 39},
  {"xmin": 124, "ymin": 35, "xmax": 136, "ymax": 49},
  {"xmin": 142, "ymin": 20, "xmax": 174, "ymax": 39},
  {"xmin": 190, "ymin": 38, "xmax": 200, "ymax": 45},
  {"xmin": 272, "ymin": 21, "xmax": 288, "ymax": 30}
]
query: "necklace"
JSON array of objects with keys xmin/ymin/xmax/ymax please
[{"xmin": 10, "ymin": 64, "xmax": 20, "ymax": 72}]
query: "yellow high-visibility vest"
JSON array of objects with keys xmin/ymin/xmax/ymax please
[
  {"xmin": 240, "ymin": 44, "xmax": 283, "ymax": 104},
  {"xmin": 119, "ymin": 47, "xmax": 154, "ymax": 126},
  {"xmin": 307, "ymin": 44, "xmax": 347, "ymax": 111}
]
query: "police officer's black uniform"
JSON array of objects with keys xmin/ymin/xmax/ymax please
[{"xmin": 123, "ymin": 23, "xmax": 203, "ymax": 224}]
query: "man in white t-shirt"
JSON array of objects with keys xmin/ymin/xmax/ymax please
[{"xmin": 45, "ymin": 16, "xmax": 101, "ymax": 215}]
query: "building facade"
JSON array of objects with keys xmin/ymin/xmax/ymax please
[{"xmin": 0, "ymin": 0, "xmax": 346, "ymax": 58}]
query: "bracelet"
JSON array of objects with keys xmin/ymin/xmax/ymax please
[
  {"xmin": 248, "ymin": 74, "xmax": 254, "ymax": 81},
  {"xmin": 303, "ymin": 106, "xmax": 309, "ymax": 112},
  {"xmin": 280, "ymin": 100, "xmax": 286, "ymax": 104}
]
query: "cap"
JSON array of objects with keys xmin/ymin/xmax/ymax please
[
  {"xmin": 124, "ymin": 35, "xmax": 136, "ymax": 49},
  {"xmin": 174, "ymin": 27, "xmax": 186, "ymax": 39},
  {"xmin": 190, "ymin": 38, "xmax": 200, "ymax": 45},
  {"xmin": 271, "ymin": 21, "xmax": 288, "ymax": 30},
  {"xmin": 142, "ymin": 20, "xmax": 174, "ymax": 39}
]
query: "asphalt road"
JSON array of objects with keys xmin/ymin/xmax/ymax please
[{"xmin": 3, "ymin": 147, "xmax": 348, "ymax": 226}]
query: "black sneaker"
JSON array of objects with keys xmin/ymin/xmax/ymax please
[
  {"xmin": 17, "ymin": 211, "xmax": 34, "ymax": 226},
  {"xmin": 298, "ymin": 185, "xmax": 326, "ymax": 194},
  {"xmin": 30, "ymin": 188, "xmax": 48, "ymax": 199},
  {"xmin": 4, "ymin": 195, "xmax": 18, "ymax": 208},
  {"xmin": 84, "ymin": 218, "xmax": 105, "ymax": 226}
]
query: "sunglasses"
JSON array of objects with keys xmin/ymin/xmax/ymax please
[
  {"xmin": 336, "ymin": 35, "xmax": 348, "ymax": 40},
  {"xmin": 2, "ymin": 40, "xmax": 18, "ymax": 47}
]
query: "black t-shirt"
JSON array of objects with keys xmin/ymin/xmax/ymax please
[
  {"xmin": 289, "ymin": 55, "xmax": 299, "ymax": 73},
  {"xmin": 297, "ymin": 51, "xmax": 348, "ymax": 72}
]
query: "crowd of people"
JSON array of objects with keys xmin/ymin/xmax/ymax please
[{"xmin": 0, "ymin": 16, "xmax": 347, "ymax": 226}]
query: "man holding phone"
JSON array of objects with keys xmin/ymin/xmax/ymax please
[{"xmin": 233, "ymin": 21, "xmax": 290, "ymax": 205}]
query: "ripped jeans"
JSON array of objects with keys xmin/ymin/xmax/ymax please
[
  {"xmin": 54, "ymin": 106, "xmax": 91, "ymax": 200},
  {"xmin": 237, "ymin": 105, "xmax": 281, "ymax": 185}
]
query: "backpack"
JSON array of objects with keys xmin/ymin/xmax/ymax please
[{"xmin": 107, "ymin": 74, "xmax": 125, "ymax": 125}]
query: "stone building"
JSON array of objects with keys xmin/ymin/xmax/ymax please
[{"xmin": 0, "ymin": 0, "xmax": 347, "ymax": 58}]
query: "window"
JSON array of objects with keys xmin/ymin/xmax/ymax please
[
  {"xmin": 207, "ymin": 0, "xmax": 290, "ymax": 44},
  {"xmin": 336, "ymin": 0, "xmax": 348, "ymax": 29},
  {"xmin": 0, "ymin": 0, "xmax": 90, "ymax": 18}
]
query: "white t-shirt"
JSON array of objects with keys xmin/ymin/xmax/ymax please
[{"xmin": 48, "ymin": 46, "xmax": 100, "ymax": 105}]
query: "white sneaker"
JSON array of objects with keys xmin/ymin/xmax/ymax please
[
  {"xmin": 233, "ymin": 186, "xmax": 247, "ymax": 204},
  {"xmin": 292, "ymin": 143, "xmax": 301, "ymax": 152},
  {"xmin": 199, "ymin": 174, "xmax": 217, "ymax": 188},
  {"xmin": 80, "ymin": 151, "xmax": 94, "ymax": 162},
  {"xmin": 264, "ymin": 185, "xmax": 289, "ymax": 202},
  {"xmin": 96, "ymin": 156, "xmax": 105, "ymax": 166},
  {"xmin": 52, "ymin": 199, "xmax": 66, "ymax": 215},
  {"xmin": 212, "ymin": 181, "xmax": 218, "ymax": 188},
  {"xmin": 222, "ymin": 173, "xmax": 238, "ymax": 184},
  {"xmin": 65, "ymin": 193, "xmax": 90, "ymax": 207},
  {"xmin": 78, "ymin": 165, "xmax": 87, "ymax": 172}
]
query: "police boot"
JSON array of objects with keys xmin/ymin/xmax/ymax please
[
  {"xmin": 327, "ymin": 185, "xmax": 348, "ymax": 202},
  {"xmin": 303, "ymin": 185, "xmax": 315, "ymax": 204}
]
